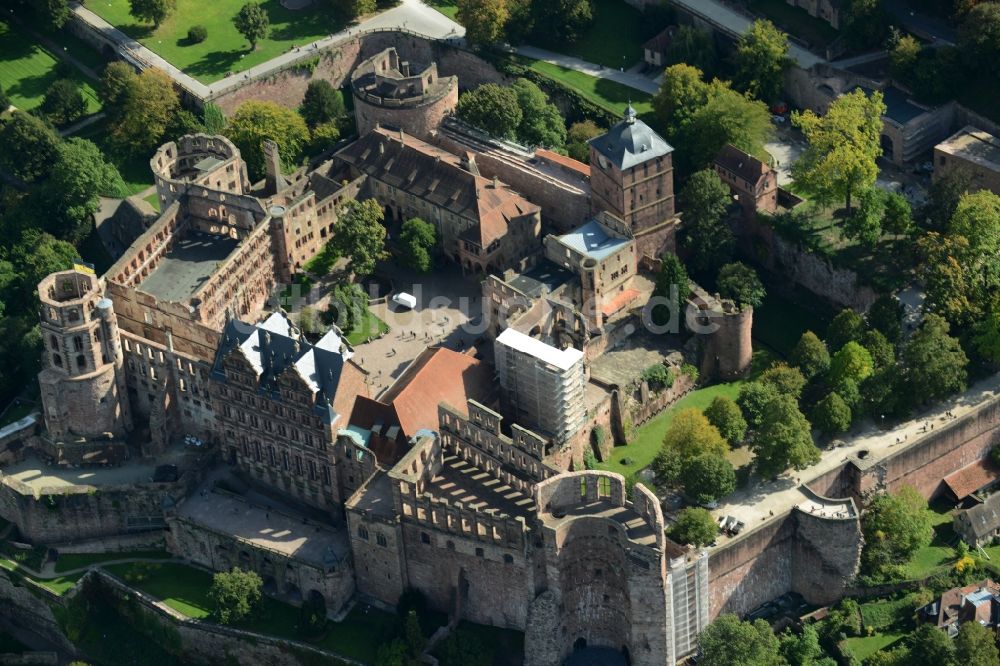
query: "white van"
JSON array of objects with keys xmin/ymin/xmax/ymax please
[{"xmin": 392, "ymin": 292, "xmax": 417, "ymax": 309}]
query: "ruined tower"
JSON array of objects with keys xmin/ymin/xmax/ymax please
[{"xmin": 37, "ymin": 269, "xmax": 132, "ymax": 442}]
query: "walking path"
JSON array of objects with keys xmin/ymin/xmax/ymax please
[
  {"xmin": 515, "ymin": 45, "xmax": 660, "ymax": 95},
  {"xmin": 59, "ymin": 111, "xmax": 105, "ymax": 137},
  {"xmin": 71, "ymin": 0, "xmax": 465, "ymax": 101}
]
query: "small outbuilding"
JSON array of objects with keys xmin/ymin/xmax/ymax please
[{"xmin": 954, "ymin": 492, "xmax": 1000, "ymax": 548}]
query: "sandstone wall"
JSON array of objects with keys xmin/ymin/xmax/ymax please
[
  {"xmin": 708, "ymin": 515, "xmax": 795, "ymax": 619},
  {"xmin": 210, "ymin": 32, "xmax": 506, "ymax": 116},
  {"xmin": 791, "ymin": 503, "xmax": 862, "ymax": 605},
  {"xmin": 0, "ymin": 572, "xmax": 77, "ymax": 657}
]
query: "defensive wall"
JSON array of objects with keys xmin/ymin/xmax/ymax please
[{"xmin": 709, "ymin": 393, "xmax": 1000, "ymax": 619}]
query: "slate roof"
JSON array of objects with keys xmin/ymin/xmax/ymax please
[
  {"xmin": 715, "ymin": 144, "xmax": 772, "ymax": 190},
  {"xmin": 589, "ymin": 106, "xmax": 673, "ymax": 171},
  {"xmin": 957, "ymin": 492, "xmax": 1000, "ymax": 539},
  {"xmin": 335, "ymin": 128, "xmax": 539, "ymax": 248},
  {"xmin": 211, "ymin": 313, "xmax": 354, "ymax": 425},
  {"xmin": 556, "ymin": 218, "xmax": 631, "ymax": 261}
]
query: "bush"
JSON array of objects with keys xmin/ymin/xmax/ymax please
[
  {"xmin": 641, "ymin": 363, "xmax": 674, "ymax": 391},
  {"xmin": 680, "ymin": 363, "xmax": 699, "ymax": 382},
  {"xmin": 187, "ymin": 25, "xmax": 208, "ymax": 43}
]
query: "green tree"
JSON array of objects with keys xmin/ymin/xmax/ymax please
[
  {"xmin": 829, "ymin": 341, "xmax": 874, "ymax": 386},
  {"xmin": 31, "ymin": 0, "xmax": 71, "ymax": 28},
  {"xmin": 867, "ymin": 294, "xmax": 904, "ymax": 344},
  {"xmin": 699, "ymin": 615, "xmax": 784, "ymax": 666},
  {"xmin": 812, "ymin": 392, "xmax": 851, "ymax": 435},
  {"xmin": 329, "ymin": 199, "xmax": 387, "ymax": 276},
  {"xmin": 682, "ymin": 453, "xmax": 736, "ymax": 504},
  {"xmin": 565, "ymin": 120, "xmax": 602, "ymax": 163},
  {"xmin": 652, "ymin": 445, "xmax": 683, "ymax": 485},
  {"xmin": 670, "ymin": 507, "xmax": 718, "ymax": 547},
  {"xmin": 666, "ymin": 25, "xmax": 716, "ymax": 74},
  {"xmin": 921, "ymin": 169, "xmax": 971, "ymax": 232},
  {"xmin": 792, "ymin": 89, "xmax": 886, "ymax": 212},
  {"xmin": 827, "ymin": 308, "xmax": 863, "ymax": 350},
  {"xmin": 653, "ymin": 63, "xmax": 707, "ymax": 137},
  {"xmin": 404, "ymin": 610, "xmax": 425, "ymax": 658},
  {"xmin": 108, "ymin": 68, "xmax": 180, "ymax": 157},
  {"xmin": 842, "ymin": 0, "xmax": 890, "ymax": 49},
  {"xmin": 44, "ymin": 138, "xmax": 129, "ymax": 241},
  {"xmin": 955, "ymin": 615, "xmax": 1000, "ymax": 666},
  {"xmin": 331, "ymin": 0, "xmax": 376, "ymax": 18},
  {"xmin": 908, "ymin": 624, "xmax": 955, "ymax": 666},
  {"xmin": 129, "ymin": 0, "xmax": 175, "ymax": 27},
  {"xmin": 299, "ymin": 80, "xmax": 345, "ymax": 129},
  {"xmin": 375, "ymin": 639, "xmax": 408, "ymax": 666},
  {"xmin": 902, "ymin": 313, "xmax": 968, "ymax": 404},
  {"xmin": 883, "ymin": 190, "xmax": 913, "ymax": 235},
  {"xmin": 716, "ymin": 261, "xmax": 765, "ymax": 308},
  {"xmin": 704, "ymin": 395, "xmax": 747, "ymax": 445},
  {"xmin": 308, "ymin": 121, "xmax": 340, "ymax": 154},
  {"xmin": 790, "ymin": 330, "xmax": 830, "ymax": 379},
  {"xmin": 652, "ymin": 253, "xmax": 690, "ymax": 328},
  {"xmin": 679, "ymin": 169, "xmax": 734, "ymax": 272},
  {"xmin": 733, "ymin": 19, "xmax": 789, "ymax": 102},
  {"xmin": 203, "ymin": 102, "xmax": 227, "ymax": 134},
  {"xmin": 99, "ymin": 61, "xmax": 138, "ymax": 110},
  {"xmin": 0, "ymin": 84, "xmax": 8, "ymax": 112},
  {"xmin": 661, "ymin": 408, "xmax": 728, "ymax": 460},
  {"xmin": 458, "ymin": 0, "xmax": 509, "ymax": 47},
  {"xmin": 862, "ymin": 364, "xmax": 906, "ymax": 419},
  {"xmin": 753, "ymin": 394, "xmax": 820, "ymax": 478},
  {"xmin": 40, "ymin": 79, "xmax": 87, "ymax": 127},
  {"xmin": 233, "ymin": 2, "xmax": 270, "ymax": 50},
  {"xmin": 959, "ymin": 2, "xmax": 1000, "ymax": 60},
  {"xmin": 844, "ymin": 187, "xmax": 885, "ymax": 247},
  {"xmin": 0, "ymin": 112, "xmax": 60, "ymax": 183},
  {"xmin": 209, "ymin": 568, "xmax": 262, "ymax": 624},
  {"xmin": 949, "ymin": 189, "xmax": 1000, "ymax": 261},
  {"xmin": 865, "ymin": 647, "xmax": 910, "ymax": 666},
  {"xmin": 530, "ymin": 0, "xmax": 593, "ymax": 44},
  {"xmin": 225, "ymin": 100, "xmax": 309, "ymax": 181},
  {"xmin": 861, "ymin": 329, "xmax": 895, "ymax": 370},
  {"xmin": 919, "ymin": 232, "xmax": 977, "ymax": 326},
  {"xmin": 890, "ymin": 33, "xmax": 922, "ymax": 80},
  {"xmin": 759, "ymin": 362, "xmax": 807, "ymax": 399},
  {"xmin": 456, "ymin": 84, "xmax": 522, "ymax": 139},
  {"xmin": 641, "ymin": 363, "xmax": 674, "ymax": 390},
  {"xmin": 780, "ymin": 624, "xmax": 822, "ymax": 666},
  {"xmin": 861, "ymin": 485, "xmax": 933, "ymax": 575},
  {"xmin": 511, "ymin": 79, "xmax": 565, "ymax": 148},
  {"xmin": 399, "ymin": 217, "xmax": 436, "ymax": 273},
  {"xmin": 737, "ymin": 380, "xmax": 780, "ymax": 430}
]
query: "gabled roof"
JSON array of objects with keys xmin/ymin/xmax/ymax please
[
  {"xmin": 944, "ymin": 459, "xmax": 1000, "ymax": 501},
  {"xmin": 958, "ymin": 492, "xmax": 1000, "ymax": 538},
  {"xmin": 643, "ymin": 26, "xmax": 675, "ymax": 54},
  {"xmin": 212, "ymin": 313, "xmax": 355, "ymax": 425},
  {"xmin": 335, "ymin": 128, "xmax": 539, "ymax": 248},
  {"xmin": 589, "ymin": 106, "xmax": 673, "ymax": 171},
  {"xmin": 715, "ymin": 144, "xmax": 772, "ymax": 190}
]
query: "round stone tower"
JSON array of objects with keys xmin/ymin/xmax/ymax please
[{"xmin": 37, "ymin": 269, "xmax": 132, "ymax": 442}]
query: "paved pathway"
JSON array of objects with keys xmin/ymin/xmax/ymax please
[
  {"xmin": 59, "ymin": 111, "xmax": 105, "ymax": 137},
  {"xmin": 711, "ymin": 372, "xmax": 1000, "ymax": 544},
  {"xmin": 71, "ymin": 0, "xmax": 465, "ymax": 101},
  {"xmin": 669, "ymin": 0, "xmax": 825, "ymax": 69},
  {"xmin": 515, "ymin": 45, "xmax": 660, "ymax": 95}
]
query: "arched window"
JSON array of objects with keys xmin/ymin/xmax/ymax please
[
  {"xmin": 49, "ymin": 335, "xmax": 58, "ymax": 350},
  {"xmin": 76, "ymin": 355, "xmax": 86, "ymax": 371},
  {"xmin": 73, "ymin": 336, "xmax": 84, "ymax": 352},
  {"xmin": 357, "ymin": 525, "xmax": 369, "ymax": 540},
  {"xmin": 376, "ymin": 533, "xmax": 387, "ymax": 547},
  {"xmin": 52, "ymin": 353, "xmax": 62, "ymax": 368},
  {"xmin": 598, "ymin": 476, "xmax": 611, "ymax": 498}
]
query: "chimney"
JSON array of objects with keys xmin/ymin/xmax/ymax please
[{"xmin": 492, "ymin": 175, "xmax": 499, "ymax": 189}]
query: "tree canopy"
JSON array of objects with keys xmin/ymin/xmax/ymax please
[
  {"xmin": 792, "ymin": 89, "xmax": 886, "ymax": 212},
  {"xmin": 753, "ymin": 394, "xmax": 820, "ymax": 478},
  {"xmin": 234, "ymin": 2, "xmax": 270, "ymax": 49},
  {"xmin": 670, "ymin": 507, "xmax": 718, "ymax": 547},
  {"xmin": 566, "ymin": 120, "xmax": 602, "ymax": 163},
  {"xmin": 699, "ymin": 615, "xmax": 784, "ymax": 666},
  {"xmin": 129, "ymin": 0, "xmax": 176, "ymax": 27},
  {"xmin": 812, "ymin": 392, "xmax": 851, "ymax": 435},
  {"xmin": 679, "ymin": 169, "xmax": 734, "ymax": 272},
  {"xmin": 733, "ymin": 19, "xmax": 790, "ymax": 102},
  {"xmin": 861, "ymin": 485, "xmax": 933, "ymax": 576},
  {"xmin": 300, "ymin": 80, "xmax": 346, "ymax": 128},
  {"xmin": 329, "ymin": 199, "xmax": 387, "ymax": 276},
  {"xmin": 0, "ymin": 112, "xmax": 61, "ymax": 183},
  {"xmin": 902, "ymin": 313, "xmax": 968, "ymax": 405},
  {"xmin": 225, "ymin": 100, "xmax": 309, "ymax": 181},
  {"xmin": 40, "ymin": 79, "xmax": 87, "ymax": 127},
  {"xmin": 458, "ymin": 0, "xmax": 509, "ymax": 47},
  {"xmin": 790, "ymin": 331, "xmax": 830, "ymax": 379},
  {"xmin": 681, "ymin": 453, "xmax": 736, "ymax": 505},
  {"xmin": 661, "ymin": 408, "xmax": 728, "ymax": 461},
  {"xmin": 716, "ymin": 261, "xmax": 765, "ymax": 309},
  {"xmin": 399, "ymin": 218, "xmax": 437, "ymax": 273},
  {"xmin": 209, "ymin": 568, "xmax": 262, "ymax": 624},
  {"xmin": 108, "ymin": 68, "xmax": 180, "ymax": 157},
  {"xmin": 456, "ymin": 84, "xmax": 522, "ymax": 140},
  {"xmin": 511, "ymin": 79, "xmax": 565, "ymax": 149},
  {"xmin": 651, "ymin": 253, "xmax": 690, "ymax": 329},
  {"xmin": 704, "ymin": 395, "xmax": 747, "ymax": 445}
]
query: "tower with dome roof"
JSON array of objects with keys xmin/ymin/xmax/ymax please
[{"xmin": 588, "ymin": 104, "xmax": 680, "ymax": 261}]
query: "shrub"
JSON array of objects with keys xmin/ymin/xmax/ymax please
[
  {"xmin": 187, "ymin": 25, "xmax": 208, "ymax": 43},
  {"xmin": 680, "ymin": 363, "xmax": 699, "ymax": 381},
  {"xmin": 641, "ymin": 363, "xmax": 674, "ymax": 391}
]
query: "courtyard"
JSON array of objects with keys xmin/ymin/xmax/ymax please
[{"xmin": 1, "ymin": 444, "xmax": 195, "ymax": 490}]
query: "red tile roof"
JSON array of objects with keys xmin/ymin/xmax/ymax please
[
  {"xmin": 602, "ymin": 288, "xmax": 640, "ymax": 317},
  {"xmin": 536, "ymin": 149, "xmax": 591, "ymax": 179},
  {"xmin": 944, "ymin": 459, "xmax": 1000, "ymax": 500}
]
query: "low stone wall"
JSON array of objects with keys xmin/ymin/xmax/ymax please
[{"xmin": 0, "ymin": 572, "xmax": 78, "ymax": 657}]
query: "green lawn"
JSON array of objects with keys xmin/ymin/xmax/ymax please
[
  {"xmin": 426, "ymin": 0, "xmax": 459, "ymax": 20},
  {"xmin": 0, "ymin": 557, "xmax": 85, "ymax": 595},
  {"xmin": 553, "ymin": 0, "xmax": 647, "ymax": 68},
  {"xmin": 901, "ymin": 500, "xmax": 958, "ymax": 579},
  {"xmin": 597, "ymin": 349, "xmax": 774, "ymax": 478},
  {"xmin": 0, "ymin": 20, "xmax": 100, "ymax": 113},
  {"xmin": 526, "ymin": 60, "xmax": 653, "ymax": 119},
  {"xmin": 842, "ymin": 632, "xmax": 907, "ymax": 661},
  {"xmin": 54, "ymin": 550, "xmax": 172, "ymax": 573},
  {"xmin": 145, "ymin": 192, "xmax": 162, "ymax": 212},
  {"xmin": 88, "ymin": 0, "xmax": 349, "ymax": 83},
  {"xmin": 105, "ymin": 562, "xmax": 214, "ymax": 617},
  {"xmin": 747, "ymin": 0, "xmax": 839, "ymax": 50},
  {"xmin": 346, "ymin": 309, "xmax": 389, "ymax": 347}
]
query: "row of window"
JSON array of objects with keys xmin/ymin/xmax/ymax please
[{"xmin": 240, "ymin": 440, "xmax": 332, "ymax": 484}]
